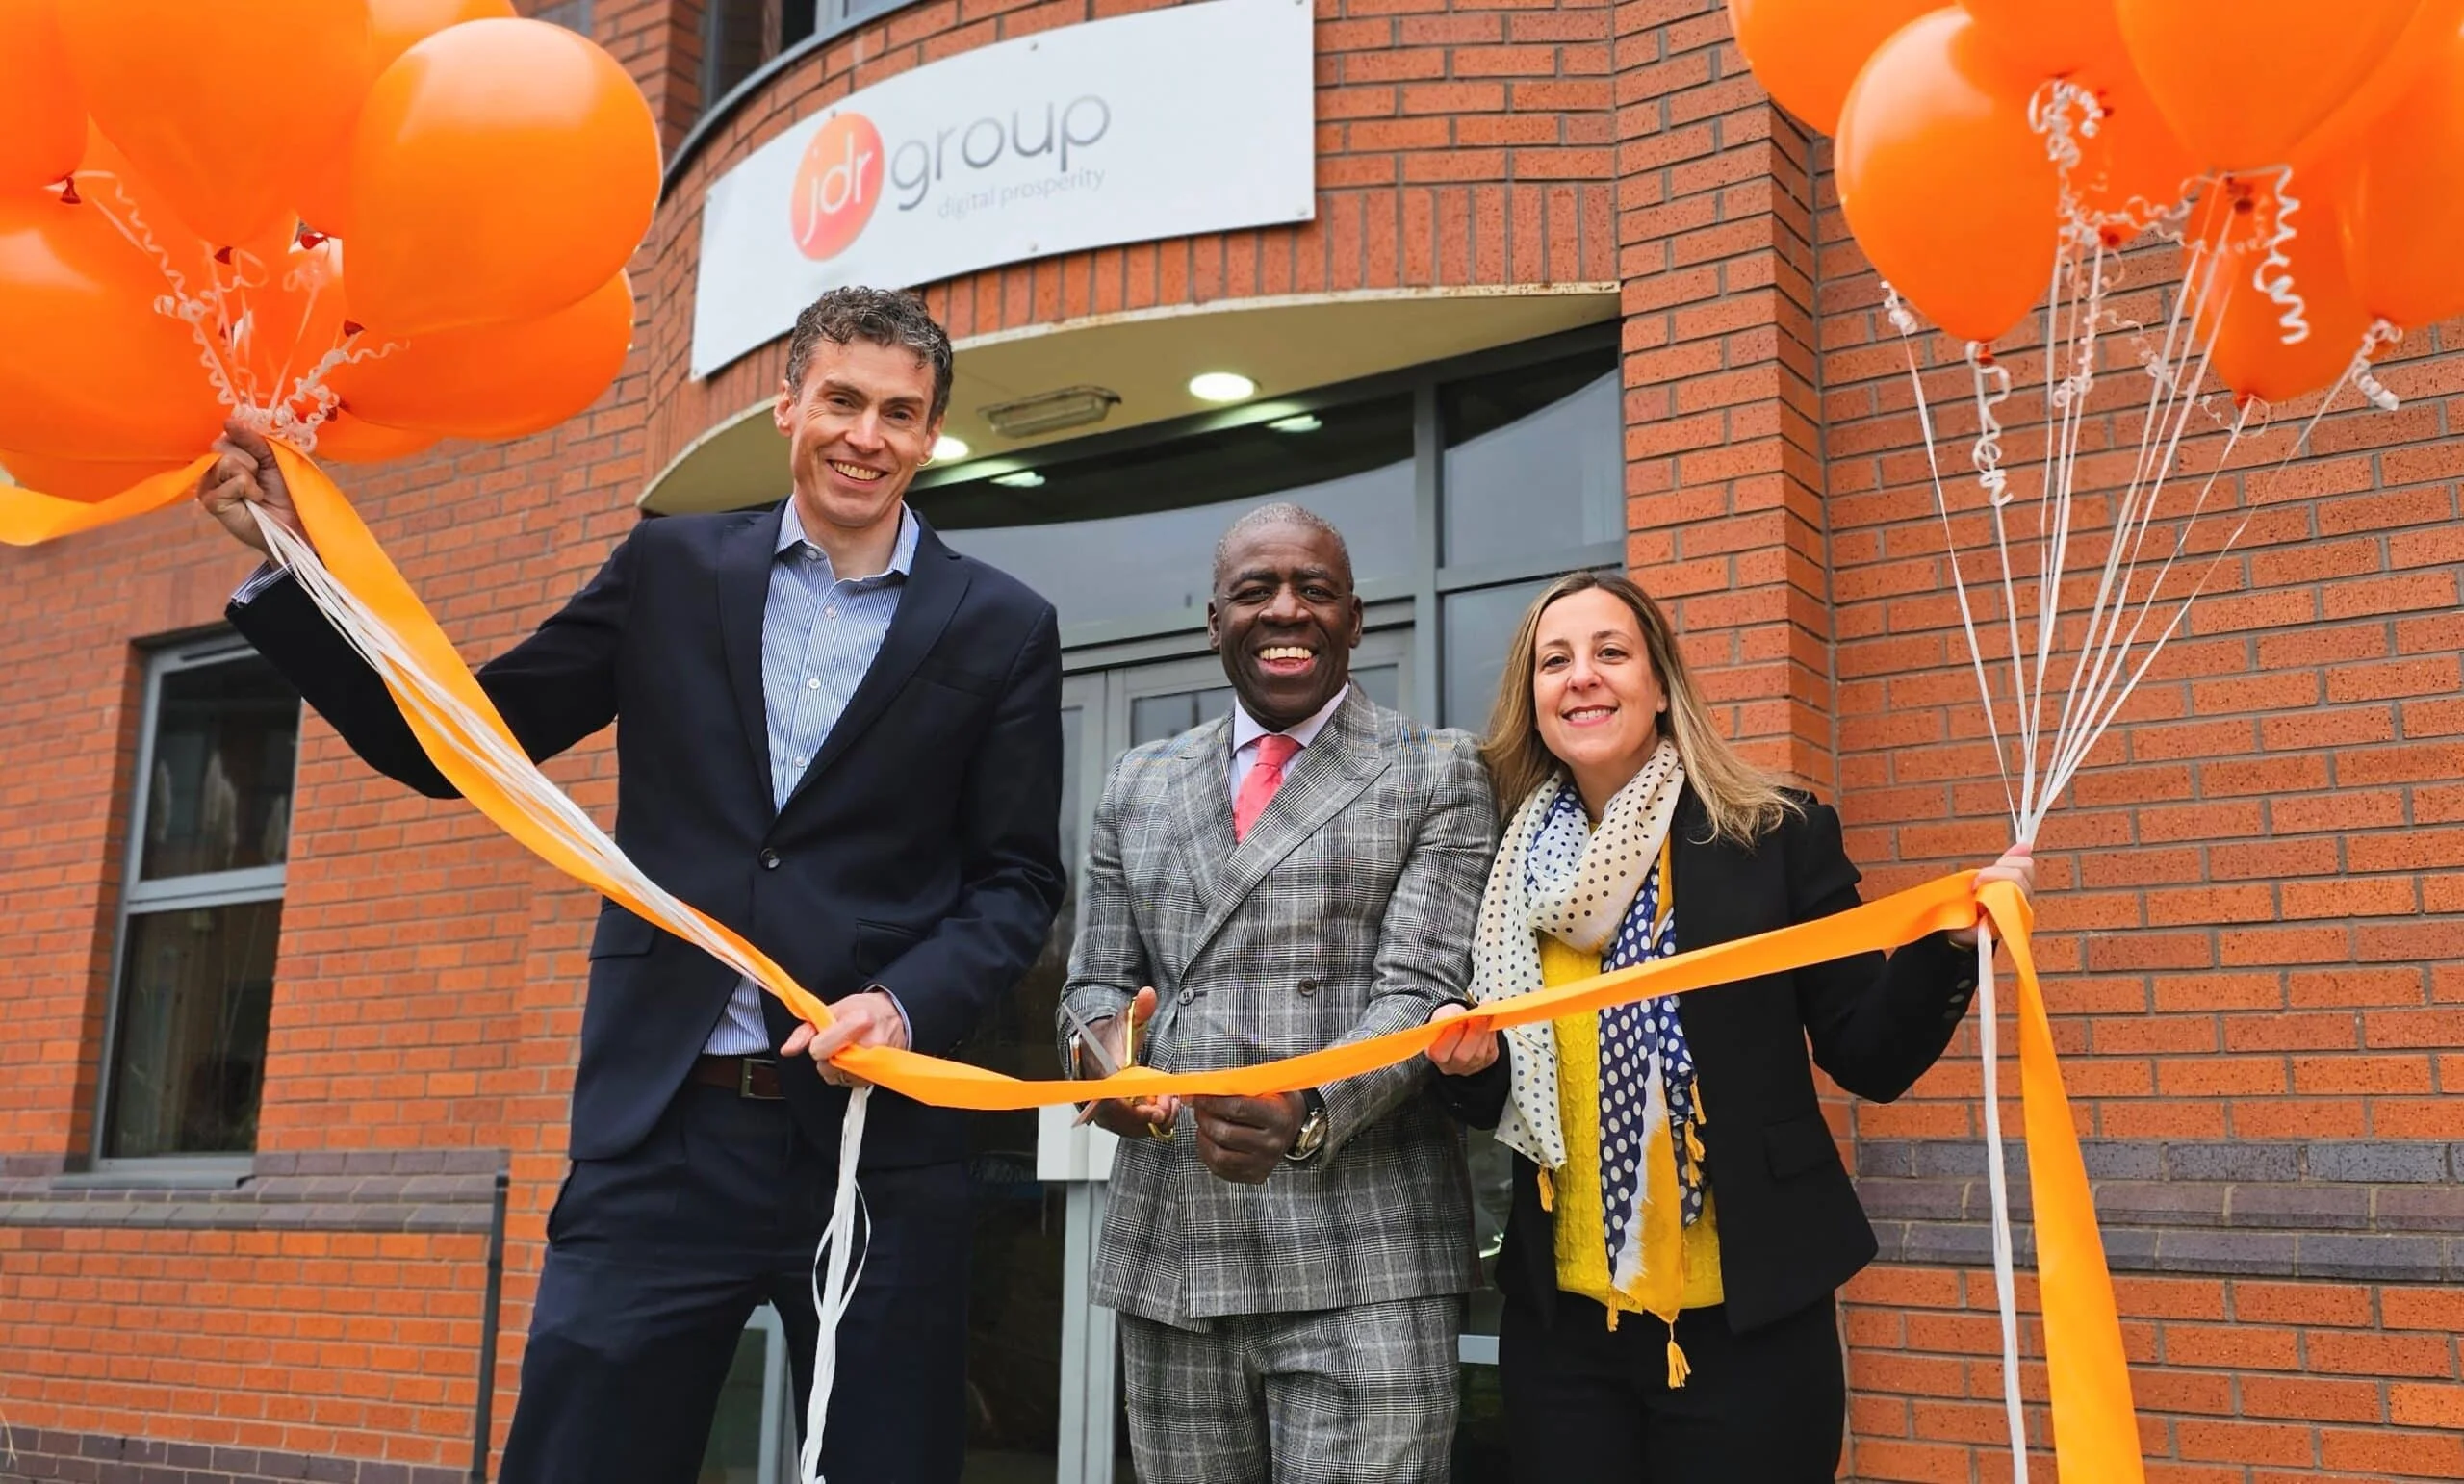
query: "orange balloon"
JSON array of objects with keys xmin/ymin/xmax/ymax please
[
  {"xmin": 294, "ymin": 0, "xmax": 520, "ymax": 238},
  {"xmin": 2297, "ymin": 0, "xmax": 2464, "ymax": 168},
  {"xmin": 368, "ymin": 0, "xmax": 518, "ymax": 74},
  {"xmin": 2344, "ymin": 24, "xmax": 2464, "ymax": 328},
  {"xmin": 1729, "ymin": 0, "xmax": 1947, "ymax": 137},
  {"xmin": 2072, "ymin": 64, "xmax": 2198, "ymax": 240},
  {"xmin": 313, "ymin": 408, "xmax": 441, "ymax": 464},
  {"xmin": 0, "ymin": 0, "xmax": 85, "ymax": 192},
  {"xmin": 0, "ymin": 192, "xmax": 224, "ymax": 460},
  {"xmin": 329, "ymin": 272, "xmax": 633, "ymax": 439},
  {"xmin": 2115, "ymin": 0, "xmax": 2427, "ymax": 171},
  {"xmin": 345, "ymin": 18, "xmax": 658, "ymax": 338},
  {"xmin": 1961, "ymin": 0, "xmax": 2128, "ymax": 80},
  {"xmin": 2200, "ymin": 189, "xmax": 2371, "ymax": 404},
  {"xmin": 1836, "ymin": 9, "xmax": 2060, "ymax": 342},
  {"xmin": 58, "ymin": 0, "xmax": 370, "ymax": 247},
  {"xmin": 0, "ymin": 448, "xmax": 188, "ymax": 501},
  {"xmin": 293, "ymin": 150, "xmax": 353, "ymax": 242}
]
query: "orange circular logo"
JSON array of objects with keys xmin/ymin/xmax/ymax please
[{"xmin": 789, "ymin": 113, "xmax": 886, "ymax": 262}]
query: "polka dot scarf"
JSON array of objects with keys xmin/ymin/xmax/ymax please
[
  {"xmin": 1592, "ymin": 821, "xmax": 1700, "ymax": 1299},
  {"xmin": 1470, "ymin": 740, "xmax": 1689, "ymax": 1220}
]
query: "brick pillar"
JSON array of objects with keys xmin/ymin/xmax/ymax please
[
  {"xmin": 591, "ymin": 0, "xmax": 707, "ymax": 154},
  {"xmin": 1613, "ymin": 0, "xmax": 1832, "ymax": 792}
]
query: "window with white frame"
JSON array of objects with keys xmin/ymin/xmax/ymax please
[{"xmin": 96, "ymin": 638, "xmax": 301, "ymax": 1162}]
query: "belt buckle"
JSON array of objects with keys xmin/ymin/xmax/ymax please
[{"xmin": 739, "ymin": 1056, "xmax": 781, "ymax": 1100}]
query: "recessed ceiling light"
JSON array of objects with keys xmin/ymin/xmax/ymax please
[
  {"xmin": 1188, "ymin": 371, "xmax": 1257, "ymax": 403},
  {"xmin": 1268, "ymin": 414, "xmax": 1322, "ymax": 433},
  {"xmin": 930, "ymin": 434, "xmax": 970, "ymax": 462},
  {"xmin": 991, "ymin": 471, "xmax": 1046, "ymax": 489}
]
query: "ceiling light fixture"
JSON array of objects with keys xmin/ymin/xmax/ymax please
[
  {"xmin": 930, "ymin": 434, "xmax": 971, "ymax": 462},
  {"xmin": 1267, "ymin": 414, "xmax": 1322, "ymax": 433},
  {"xmin": 1188, "ymin": 371, "xmax": 1257, "ymax": 403},
  {"xmin": 980, "ymin": 385, "xmax": 1121, "ymax": 439},
  {"xmin": 991, "ymin": 471, "xmax": 1046, "ymax": 489}
]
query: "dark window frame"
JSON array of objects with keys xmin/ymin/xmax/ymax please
[
  {"xmin": 673, "ymin": 0, "xmax": 904, "ymax": 194},
  {"xmin": 911, "ymin": 321, "xmax": 1624, "ymax": 726},
  {"xmin": 90, "ymin": 635, "xmax": 301, "ymax": 1172}
]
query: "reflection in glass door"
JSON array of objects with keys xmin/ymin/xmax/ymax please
[{"xmin": 952, "ymin": 684, "xmax": 1092, "ymax": 1482}]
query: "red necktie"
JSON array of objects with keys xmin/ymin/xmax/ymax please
[{"xmin": 1233, "ymin": 733, "xmax": 1300, "ymax": 843}]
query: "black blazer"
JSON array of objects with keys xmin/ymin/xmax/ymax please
[
  {"xmin": 231, "ymin": 504, "xmax": 1067, "ymax": 1167},
  {"xmin": 1436, "ymin": 787, "xmax": 1978, "ymax": 1333}
]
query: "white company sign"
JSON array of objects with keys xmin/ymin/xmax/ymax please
[{"xmin": 689, "ymin": 0, "xmax": 1317, "ymax": 378}]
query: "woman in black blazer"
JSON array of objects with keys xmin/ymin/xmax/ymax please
[{"xmin": 1427, "ymin": 572, "xmax": 2032, "ymax": 1481}]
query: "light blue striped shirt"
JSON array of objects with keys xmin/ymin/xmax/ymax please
[{"xmin": 704, "ymin": 499, "xmax": 921, "ymax": 1055}]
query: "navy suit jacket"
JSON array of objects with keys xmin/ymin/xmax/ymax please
[{"xmin": 231, "ymin": 502, "xmax": 1067, "ymax": 1167}]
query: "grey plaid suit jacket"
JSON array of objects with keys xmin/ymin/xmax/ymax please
[{"xmin": 1059, "ymin": 687, "xmax": 1498, "ymax": 1326}]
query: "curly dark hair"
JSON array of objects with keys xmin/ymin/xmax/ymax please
[{"xmin": 783, "ymin": 287, "xmax": 955, "ymax": 422}]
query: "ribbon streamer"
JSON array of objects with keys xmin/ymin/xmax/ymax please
[
  {"xmin": 4, "ymin": 446, "xmax": 2143, "ymax": 1477},
  {"xmin": 0, "ymin": 457, "xmax": 214, "ymax": 546}
]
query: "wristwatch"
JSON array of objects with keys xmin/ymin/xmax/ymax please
[{"xmin": 1284, "ymin": 1089, "xmax": 1330, "ymax": 1164}]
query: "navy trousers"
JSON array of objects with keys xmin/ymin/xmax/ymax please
[
  {"xmin": 499, "ymin": 1081, "xmax": 972, "ymax": 1484},
  {"xmin": 1498, "ymin": 1290, "xmax": 1845, "ymax": 1481}
]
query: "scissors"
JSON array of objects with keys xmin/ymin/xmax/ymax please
[{"xmin": 1058, "ymin": 995, "xmax": 1136, "ymax": 1127}]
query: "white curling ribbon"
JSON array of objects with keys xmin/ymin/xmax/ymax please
[
  {"xmin": 1966, "ymin": 346, "xmax": 2015, "ymax": 508},
  {"xmin": 2252, "ymin": 166, "xmax": 2311, "ymax": 346},
  {"xmin": 2349, "ymin": 319, "xmax": 2403, "ymax": 414}
]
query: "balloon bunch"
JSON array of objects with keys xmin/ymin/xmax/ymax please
[
  {"xmin": 1728, "ymin": 9, "xmax": 2464, "ymax": 1483},
  {"xmin": 0, "ymin": 0, "xmax": 656, "ymax": 525},
  {"xmin": 1732, "ymin": 0, "xmax": 2464, "ymax": 406}
]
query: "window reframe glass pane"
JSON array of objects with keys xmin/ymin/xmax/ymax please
[
  {"xmin": 95, "ymin": 641, "xmax": 299, "ymax": 1166},
  {"xmin": 1438, "ymin": 356, "xmax": 1625, "ymax": 569}
]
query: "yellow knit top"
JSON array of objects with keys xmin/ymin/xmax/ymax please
[{"xmin": 1541, "ymin": 934, "xmax": 1725, "ymax": 1321}]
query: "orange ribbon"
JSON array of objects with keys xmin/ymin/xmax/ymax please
[
  {"xmin": 0, "ymin": 456, "xmax": 216, "ymax": 546},
  {"xmin": 7, "ymin": 445, "xmax": 2144, "ymax": 1478}
]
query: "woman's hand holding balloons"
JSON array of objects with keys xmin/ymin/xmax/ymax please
[{"xmin": 1950, "ymin": 841, "xmax": 2037, "ymax": 949}]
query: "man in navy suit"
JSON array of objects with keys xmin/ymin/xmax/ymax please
[{"xmin": 196, "ymin": 288, "xmax": 1066, "ymax": 1484}]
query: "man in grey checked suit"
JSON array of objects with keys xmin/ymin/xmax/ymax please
[{"xmin": 1058, "ymin": 502, "xmax": 1497, "ymax": 1482}]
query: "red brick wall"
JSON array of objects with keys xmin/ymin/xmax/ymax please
[
  {"xmin": 0, "ymin": 1226, "xmax": 489, "ymax": 1467},
  {"xmin": 1610, "ymin": 0, "xmax": 1833, "ymax": 788},
  {"xmin": 1847, "ymin": 1271, "xmax": 2464, "ymax": 1482}
]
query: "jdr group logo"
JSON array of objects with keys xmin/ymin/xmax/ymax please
[{"xmin": 789, "ymin": 113, "xmax": 885, "ymax": 262}]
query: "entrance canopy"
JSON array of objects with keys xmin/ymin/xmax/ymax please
[{"xmin": 639, "ymin": 284, "xmax": 1618, "ymax": 514}]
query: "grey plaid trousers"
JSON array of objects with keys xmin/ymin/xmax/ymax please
[{"xmin": 1117, "ymin": 1296, "xmax": 1462, "ymax": 1483}]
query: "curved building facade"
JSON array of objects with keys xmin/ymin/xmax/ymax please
[{"xmin": 1, "ymin": 0, "xmax": 2458, "ymax": 1480}]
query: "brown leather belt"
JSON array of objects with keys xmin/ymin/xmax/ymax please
[{"xmin": 690, "ymin": 1054, "xmax": 784, "ymax": 1100}]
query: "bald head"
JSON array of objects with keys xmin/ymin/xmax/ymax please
[{"xmin": 1212, "ymin": 502, "xmax": 1352, "ymax": 597}]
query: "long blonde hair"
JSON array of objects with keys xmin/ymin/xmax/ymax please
[{"xmin": 1480, "ymin": 571, "xmax": 1801, "ymax": 848}]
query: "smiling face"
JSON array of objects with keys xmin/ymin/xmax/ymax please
[
  {"xmin": 772, "ymin": 336, "xmax": 942, "ymax": 552},
  {"xmin": 1531, "ymin": 586, "xmax": 1668, "ymax": 811},
  {"xmin": 1206, "ymin": 517, "xmax": 1364, "ymax": 731}
]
